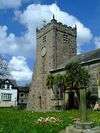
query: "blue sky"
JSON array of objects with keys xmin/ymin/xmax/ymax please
[{"xmin": 0, "ymin": 0, "xmax": 100, "ymax": 85}]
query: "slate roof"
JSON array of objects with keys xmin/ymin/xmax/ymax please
[
  {"xmin": 70, "ymin": 48, "xmax": 100, "ymax": 62},
  {"xmin": 50, "ymin": 48, "xmax": 100, "ymax": 73},
  {"xmin": 0, "ymin": 78, "xmax": 17, "ymax": 89},
  {"xmin": 17, "ymin": 86, "xmax": 29, "ymax": 92}
]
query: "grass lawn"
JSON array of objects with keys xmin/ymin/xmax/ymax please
[{"xmin": 0, "ymin": 108, "xmax": 100, "ymax": 133}]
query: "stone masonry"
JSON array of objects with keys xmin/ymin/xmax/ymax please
[{"xmin": 27, "ymin": 17, "xmax": 77, "ymax": 111}]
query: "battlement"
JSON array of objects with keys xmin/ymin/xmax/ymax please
[
  {"xmin": 36, "ymin": 17, "xmax": 77, "ymax": 37},
  {"xmin": 28, "ymin": 15, "xmax": 77, "ymax": 111}
]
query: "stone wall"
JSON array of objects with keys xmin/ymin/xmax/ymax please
[
  {"xmin": 87, "ymin": 62, "xmax": 100, "ymax": 97},
  {"xmin": 27, "ymin": 18, "xmax": 77, "ymax": 111}
]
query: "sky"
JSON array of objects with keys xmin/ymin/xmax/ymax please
[{"xmin": 0, "ymin": 0, "xmax": 100, "ymax": 85}]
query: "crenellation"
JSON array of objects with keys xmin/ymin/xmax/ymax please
[
  {"xmin": 28, "ymin": 16, "xmax": 100, "ymax": 111},
  {"xmin": 37, "ymin": 19, "xmax": 76, "ymax": 38},
  {"xmin": 36, "ymin": 22, "xmax": 52, "ymax": 34},
  {"xmin": 27, "ymin": 17, "xmax": 77, "ymax": 111}
]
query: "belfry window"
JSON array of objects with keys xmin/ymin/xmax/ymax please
[
  {"xmin": 63, "ymin": 34, "xmax": 68, "ymax": 43},
  {"xmin": 43, "ymin": 36, "xmax": 46, "ymax": 43}
]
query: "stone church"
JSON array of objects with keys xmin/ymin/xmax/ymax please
[{"xmin": 27, "ymin": 16, "xmax": 100, "ymax": 111}]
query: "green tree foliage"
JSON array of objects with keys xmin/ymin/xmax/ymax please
[
  {"xmin": 53, "ymin": 74, "xmax": 66, "ymax": 87},
  {"xmin": 46, "ymin": 74, "xmax": 66, "ymax": 90},
  {"xmin": 65, "ymin": 62, "xmax": 90, "ymax": 109},
  {"xmin": 65, "ymin": 61, "xmax": 90, "ymax": 90},
  {"xmin": 47, "ymin": 61, "xmax": 90, "ymax": 90},
  {"xmin": 46, "ymin": 74, "xmax": 54, "ymax": 89},
  {"xmin": 46, "ymin": 61, "xmax": 90, "ymax": 109}
]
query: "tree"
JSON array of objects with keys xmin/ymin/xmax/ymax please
[
  {"xmin": 46, "ymin": 61, "xmax": 90, "ymax": 112},
  {"xmin": 46, "ymin": 74, "xmax": 66, "ymax": 90},
  {"xmin": 65, "ymin": 61, "xmax": 91, "ymax": 122},
  {"xmin": 46, "ymin": 74, "xmax": 54, "ymax": 89},
  {"xmin": 0, "ymin": 55, "xmax": 12, "ymax": 79},
  {"xmin": 65, "ymin": 61, "xmax": 90, "ymax": 109},
  {"xmin": 65, "ymin": 61, "xmax": 90, "ymax": 90},
  {"xmin": 46, "ymin": 74, "xmax": 66, "ymax": 109}
]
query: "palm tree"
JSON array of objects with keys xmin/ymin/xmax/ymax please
[
  {"xmin": 46, "ymin": 74, "xmax": 66, "ymax": 109},
  {"xmin": 46, "ymin": 74, "xmax": 54, "ymax": 89},
  {"xmin": 65, "ymin": 61, "xmax": 90, "ymax": 89},
  {"xmin": 65, "ymin": 61, "xmax": 91, "ymax": 122},
  {"xmin": 65, "ymin": 61, "xmax": 90, "ymax": 109},
  {"xmin": 46, "ymin": 61, "xmax": 90, "ymax": 112},
  {"xmin": 54, "ymin": 74, "xmax": 66, "ymax": 109},
  {"xmin": 46, "ymin": 74, "xmax": 66, "ymax": 90}
]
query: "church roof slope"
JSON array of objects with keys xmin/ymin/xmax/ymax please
[
  {"xmin": 67, "ymin": 48, "xmax": 100, "ymax": 64},
  {"xmin": 50, "ymin": 48, "xmax": 100, "ymax": 73}
]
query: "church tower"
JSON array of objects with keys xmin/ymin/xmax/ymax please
[{"xmin": 27, "ymin": 16, "xmax": 77, "ymax": 111}]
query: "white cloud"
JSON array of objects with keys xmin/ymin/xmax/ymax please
[
  {"xmin": 0, "ymin": 25, "xmax": 34, "ymax": 57},
  {"xmin": 0, "ymin": 4, "xmax": 93, "ymax": 57},
  {"xmin": 94, "ymin": 37, "xmax": 100, "ymax": 48},
  {"xmin": 15, "ymin": 3, "xmax": 93, "ymax": 50},
  {"xmin": 8, "ymin": 56, "xmax": 32, "ymax": 83},
  {"xmin": 49, "ymin": 4, "xmax": 93, "ymax": 45},
  {"xmin": 0, "ymin": 3, "xmax": 94, "ymax": 84},
  {"xmin": 0, "ymin": 0, "xmax": 22, "ymax": 9}
]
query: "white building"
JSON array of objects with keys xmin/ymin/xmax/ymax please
[{"xmin": 0, "ymin": 79, "xmax": 17, "ymax": 107}]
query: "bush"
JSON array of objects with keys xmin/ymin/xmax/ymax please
[
  {"xmin": 17, "ymin": 104, "xmax": 26, "ymax": 110},
  {"xmin": 86, "ymin": 91, "xmax": 98, "ymax": 108}
]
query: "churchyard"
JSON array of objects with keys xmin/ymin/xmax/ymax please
[
  {"xmin": 0, "ymin": 108, "xmax": 100, "ymax": 133},
  {"xmin": 0, "ymin": 2, "xmax": 99, "ymax": 133}
]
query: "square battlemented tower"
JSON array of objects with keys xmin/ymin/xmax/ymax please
[{"xmin": 27, "ymin": 16, "xmax": 77, "ymax": 111}]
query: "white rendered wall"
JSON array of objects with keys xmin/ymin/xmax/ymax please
[{"xmin": 0, "ymin": 89, "xmax": 17, "ymax": 107}]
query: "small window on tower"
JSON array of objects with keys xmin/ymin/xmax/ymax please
[
  {"xmin": 43, "ymin": 36, "xmax": 46, "ymax": 43},
  {"xmin": 63, "ymin": 34, "xmax": 68, "ymax": 43}
]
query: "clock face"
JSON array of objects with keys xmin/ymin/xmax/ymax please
[{"xmin": 41, "ymin": 46, "xmax": 47, "ymax": 57}]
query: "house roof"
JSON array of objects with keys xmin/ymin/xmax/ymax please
[
  {"xmin": 17, "ymin": 86, "xmax": 29, "ymax": 92},
  {"xmin": 50, "ymin": 48, "xmax": 100, "ymax": 73},
  {"xmin": 0, "ymin": 78, "xmax": 17, "ymax": 85},
  {"xmin": 0, "ymin": 78, "xmax": 17, "ymax": 89}
]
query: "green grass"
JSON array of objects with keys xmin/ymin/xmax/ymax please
[{"xmin": 0, "ymin": 108, "xmax": 100, "ymax": 133}]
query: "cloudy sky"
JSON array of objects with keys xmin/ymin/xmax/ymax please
[{"xmin": 0, "ymin": 0, "xmax": 100, "ymax": 85}]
